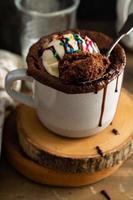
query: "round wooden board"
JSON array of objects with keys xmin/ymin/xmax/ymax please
[
  {"xmin": 17, "ymin": 89, "xmax": 133, "ymax": 173},
  {"xmin": 3, "ymin": 113, "xmax": 122, "ymax": 187}
]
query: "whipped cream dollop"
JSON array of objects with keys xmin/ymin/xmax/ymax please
[{"xmin": 42, "ymin": 33, "xmax": 100, "ymax": 77}]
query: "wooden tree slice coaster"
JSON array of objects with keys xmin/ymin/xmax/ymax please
[
  {"xmin": 3, "ymin": 112, "xmax": 123, "ymax": 187},
  {"xmin": 16, "ymin": 90, "xmax": 133, "ymax": 173}
]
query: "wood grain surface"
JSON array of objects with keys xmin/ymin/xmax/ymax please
[
  {"xmin": 3, "ymin": 114, "xmax": 122, "ymax": 186},
  {"xmin": 16, "ymin": 90, "xmax": 133, "ymax": 174}
]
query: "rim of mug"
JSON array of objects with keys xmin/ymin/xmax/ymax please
[{"xmin": 14, "ymin": 0, "xmax": 80, "ymax": 17}]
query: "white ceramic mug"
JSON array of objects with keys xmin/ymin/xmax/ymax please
[{"xmin": 5, "ymin": 68, "xmax": 124, "ymax": 138}]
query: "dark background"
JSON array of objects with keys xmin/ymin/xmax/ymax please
[{"xmin": 0, "ymin": 0, "xmax": 116, "ymax": 54}]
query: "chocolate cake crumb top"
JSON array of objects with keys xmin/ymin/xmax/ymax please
[{"xmin": 59, "ymin": 52, "xmax": 110, "ymax": 84}]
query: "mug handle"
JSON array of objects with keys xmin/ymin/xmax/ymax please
[{"xmin": 5, "ymin": 68, "xmax": 35, "ymax": 108}]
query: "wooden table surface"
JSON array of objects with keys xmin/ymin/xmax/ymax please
[{"xmin": 0, "ymin": 39, "xmax": 133, "ymax": 200}]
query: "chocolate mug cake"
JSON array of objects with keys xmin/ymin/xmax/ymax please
[
  {"xmin": 5, "ymin": 29, "xmax": 126, "ymax": 137},
  {"xmin": 27, "ymin": 30, "xmax": 125, "ymax": 92}
]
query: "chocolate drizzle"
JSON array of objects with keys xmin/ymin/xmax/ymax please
[
  {"xmin": 60, "ymin": 37, "xmax": 75, "ymax": 54},
  {"xmin": 115, "ymin": 75, "xmax": 119, "ymax": 92},
  {"xmin": 99, "ymin": 86, "xmax": 107, "ymax": 127},
  {"xmin": 46, "ymin": 46, "xmax": 61, "ymax": 61},
  {"xmin": 42, "ymin": 32, "xmax": 93, "ymax": 63},
  {"xmin": 60, "ymin": 39, "xmax": 68, "ymax": 54}
]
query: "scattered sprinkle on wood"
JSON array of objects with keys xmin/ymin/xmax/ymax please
[
  {"xmin": 100, "ymin": 190, "xmax": 111, "ymax": 200},
  {"xmin": 96, "ymin": 146, "xmax": 104, "ymax": 157},
  {"xmin": 112, "ymin": 128, "xmax": 120, "ymax": 135}
]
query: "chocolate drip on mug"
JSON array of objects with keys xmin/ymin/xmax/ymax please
[
  {"xmin": 94, "ymin": 90, "xmax": 98, "ymax": 94},
  {"xmin": 99, "ymin": 86, "xmax": 107, "ymax": 127},
  {"xmin": 115, "ymin": 75, "xmax": 119, "ymax": 92},
  {"xmin": 94, "ymin": 85, "xmax": 99, "ymax": 94}
]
